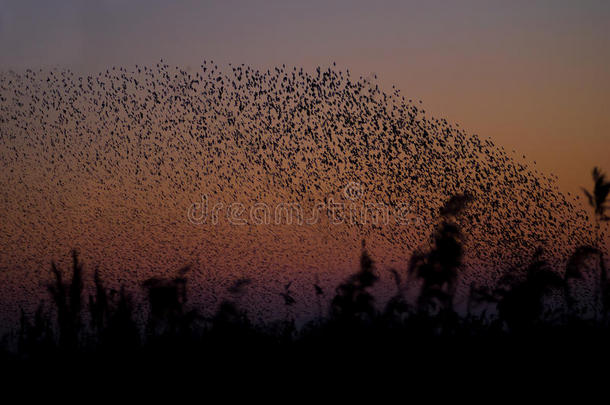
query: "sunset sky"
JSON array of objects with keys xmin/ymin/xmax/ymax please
[
  {"xmin": 3, "ymin": 0, "xmax": 610, "ymax": 359},
  {"xmin": 1, "ymin": 0, "xmax": 610, "ymax": 334},
  {"xmin": 1, "ymin": 0, "xmax": 608, "ymax": 200}
]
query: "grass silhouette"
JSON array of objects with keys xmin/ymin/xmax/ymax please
[
  {"xmin": 582, "ymin": 166, "xmax": 610, "ymax": 245},
  {"xmin": 2, "ymin": 181, "xmax": 610, "ymax": 369}
]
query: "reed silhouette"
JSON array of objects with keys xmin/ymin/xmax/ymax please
[
  {"xmin": 410, "ymin": 193, "xmax": 471, "ymax": 316},
  {"xmin": 330, "ymin": 240, "xmax": 378, "ymax": 325},
  {"xmin": 2, "ymin": 181, "xmax": 610, "ymax": 368},
  {"xmin": 496, "ymin": 248, "xmax": 564, "ymax": 333},
  {"xmin": 582, "ymin": 166, "xmax": 610, "ymax": 245},
  {"xmin": 47, "ymin": 250, "xmax": 84, "ymax": 352},
  {"xmin": 580, "ymin": 167, "xmax": 610, "ymax": 318}
]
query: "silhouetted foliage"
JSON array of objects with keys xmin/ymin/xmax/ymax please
[
  {"xmin": 410, "ymin": 194, "xmax": 471, "ymax": 314},
  {"xmin": 47, "ymin": 249, "xmax": 84, "ymax": 352},
  {"xmin": 496, "ymin": 248, "xmax": 564, "ymax": 333},
  {"xmin": 330, "ymin": 240, "xmax": 379, "ymax": 325},
  {"xmin": 565, "ymin": 246, "xmax": 604, "ymax": 318},
  {"xmin": 583, "ymin": 167, "xmax": 610, "ymax": 247},
  {"xmin": 5, "ymin": 192, "xmax": 610, "ymax": 367},
  {"xmin": 577, "ymin": 166, "xmax": 610, "ymax": 316},
  {"xmin": 382, "ymin": 268, "xmax": 410, "ymax": 324},
  {"xmin": 18, "ymin": 302, "xmax": 53, "ymax": 358},
  {"xmin": 582, "ymin": 167, "xmax": 610, "ymax": 223},
  {"xmin": 143, "ymin": 266, "xmax": 197, "ymax": 342}
]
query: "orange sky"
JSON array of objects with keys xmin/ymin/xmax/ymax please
[{"xmin": 1, "ymin": 0, "xmax": 608, "ymax": 204}]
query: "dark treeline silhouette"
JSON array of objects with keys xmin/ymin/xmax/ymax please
[{"xmin": 2, "ymin": 183, "xmax": 610, "ymax": 369}]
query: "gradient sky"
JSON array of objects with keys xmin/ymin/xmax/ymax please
[
  {"xmin": 1, "ymin": 0, "xmax": 609, "ymax": 203},
  {"xmin": 1, "ymin": 0, "xmax": 609, "ymax": 329}
]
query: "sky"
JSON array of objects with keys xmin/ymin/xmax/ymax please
[
  {"xmin": 0, "ymin": 0, "xmax": 609, "ymax": 202},
  {"xmin": 0, "ymin": 0, "xmax": 608, "ymax": 326},
  {"xmin": 1, "ymin": 0, "xmax": 608, "ymax": 201}
]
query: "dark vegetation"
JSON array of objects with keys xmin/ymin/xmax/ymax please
[{"xmin": 1, "ymin": 169, "xmax": 609, "ymax": 370}]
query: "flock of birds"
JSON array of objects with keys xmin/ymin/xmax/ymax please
[{"xmin": 0, "ymin": 60, "xmax": 595, "ymax": 322}]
